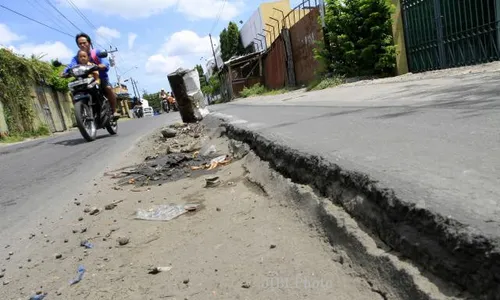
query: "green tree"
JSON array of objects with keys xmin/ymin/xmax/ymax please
[
  {"xmin": 201, "ymin": 75, "xmax": 220, "ymax": 96},
  {"xmin": 219, "ymin": 22, "xmax": 245, "ymax": 62},
  {"xmin": 195, "ymin": 64, "xmax": 208, "ymax": 92},
  {"xmin": 323, "ymin": 0, "xmax": 396, "ymax": 76},
  {"xmin": 142, "ymin": 90, "xmax": 162, "ymax": 111}
]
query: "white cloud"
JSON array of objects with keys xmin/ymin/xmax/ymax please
[
  {"xmin": 177, "ymin": 0, "xmax": 244, "ymax": 21},
  {"xmin": 164, "ymin": 30, "xmax": 217, "ymax": 57},
  {"xmin": 0, "ymin": 24, "xmax": 23, "ymax": 45},
  {"xmin": 64, "ymin": 0, "xmax": 243, "ymax": 20},
  {"xmin": 128, "ymin": 33, "xmax": 138, "ymax": 50},
  {"xmin": 13, "ymin": 41, "xmax": 74, "ymax": 62},
  {"xmin": 145, "ymin": 54, "xmax": 184, "ymax": 75},
  {"xmin": 95, "ymin": 26, "xmax": 121, "ymax": 45}
]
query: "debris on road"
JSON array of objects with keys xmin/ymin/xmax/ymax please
[
  {"xmin": 55, "ymin": 253, "xmax": 62, "ymax": 259},
  {"xmin": 117, "ymin": 237, "xmax": 130, "ymax": 246},
  {"xmin": 161, "ymin": 128, "xmax": 177, "ymax": 138},
  {"xmin": 80, "ymin": 240, "xmax": 93, "ymax": 249},
  {"xmin": 105, "ymin": 199, "xmax": 124, "ymax": 210},
  {"xmin": 69, "ymin": 265, "xmax": 85, "ymax": 285},
  {"xmin": 89, "ymin": 207, "xmax": 100, "ymax": 215},
  {"xmin": 205, "ymin": 176, "xmax": 221, "ymax": 188},
  {"xmin": 229, "ymin": 140, "xmax": 250, "ymax": 160},
  {"xmin": 29, "ymin": 292, "xmax": 47, "ymax": 300},
  {"xmin": 241, "ymin": 282, "xmax": 251, "ymax": 288},
  {"xmin": 148, "ymin": 266, "xmax": 172, "ymax": 275},
  {"xmin": 135, "ymin": 203, "xmax": 199, "ymax": 221}
]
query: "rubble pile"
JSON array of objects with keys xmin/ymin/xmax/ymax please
[{"xmin": 106, "ymin": 122, "xmax": 238, "ymax": 186}]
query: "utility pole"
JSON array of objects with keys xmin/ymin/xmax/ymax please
[
  {"xmin": 130, "ymin": 78, "xmax": 139, "ymax": 99},
  {"xmin": 209, "ymin": 34, "xmax": 218, "ymax": 71}
]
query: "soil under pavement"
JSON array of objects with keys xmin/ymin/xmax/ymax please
[{"xmin": 0, "ymin": 122, "xmax": 387, "ymax": 300}]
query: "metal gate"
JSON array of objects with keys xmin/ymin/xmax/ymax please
[{"xmin": 402, "ymin": 0, "xmax": 500, "ymax": 72}]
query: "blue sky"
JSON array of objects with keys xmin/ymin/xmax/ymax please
[{"xmin": 0, "ymin": 0, "xmax": 302, "ymax": 95}]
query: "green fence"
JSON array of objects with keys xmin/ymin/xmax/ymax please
[{"xmin": 402, "ymin": 0, "xmax": 500, "ymax": 72}]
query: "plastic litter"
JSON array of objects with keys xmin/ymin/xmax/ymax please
[
  {"xmin": 135, "ymin": 204, "xmax": 199, "ymax": 221},
  {"xmin": 148, "ymin": 266, "xmax": 172, "ymax": 274},
  {"xmin": 81, "ymin": 241, "xmax": 93, "ymax": 249},
  {"xmin": 29, "ymin": 293, "xmax": 47, "ymax": 300},
  {"xmin": 70, "ymin": 265, "xmax": 86, "ymax": 285},
  {"xmin": 211, "ymin": 155, "xmax": 227, "ymax": 164}
]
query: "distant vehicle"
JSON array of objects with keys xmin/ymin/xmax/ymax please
[{"xmin": 143, "ymin": 107, "xmax": 154, "ymax": 117}]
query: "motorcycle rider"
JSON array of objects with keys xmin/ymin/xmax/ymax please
[
  {"xmin": 63, "ymin": 33, "xmax": 120, "ymax": 119},
  {"xmin": 160, "ymin": 88, "xmax": 169, "ymax": 112}
]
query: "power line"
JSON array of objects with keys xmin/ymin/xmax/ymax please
[
  {"xmin": 0, "ymin": 4, "xmax": 73, "ymax": 37},
  {"xmin": 25, "ymin": 0, "xmax": 68, "ymax": 33},
  {"xmin": 63, "ymin": 0, "xmax": 117, "ymax": 50},
  {"xmin": 44, "ymin": 0, "xmax": 84, "ymax": 33},
  {"xmin": 209, "ymin": 0, "xmax": 227, "ymax": 35},
  {"xmin": 66, "ymin": 0, "xmax": 97, "ymax": 31}
]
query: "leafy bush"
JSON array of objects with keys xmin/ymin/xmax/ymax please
[
  {"xmin": 322, "ymin": 0, "xmax": 396, "ymax": 77},
  {"xmin": 0, "ymin": 49, "xmax": 71, "ymax": 136},
  {"xmin": 240, "ymin": 83, "xmax": 267, "ymax": 98},
  {"xmin": 306, "ymin": 75, "xmax": 345, "ymax": 91}
]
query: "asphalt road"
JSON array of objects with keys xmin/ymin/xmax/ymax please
[
  {"xmin": 209, "ymin": 72, "xmax": 500, "ymax": 238},
  {"xmin": 0, "ymin": 113, "xmax": 179, "ymax": 246}
]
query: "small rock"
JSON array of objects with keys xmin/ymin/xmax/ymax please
[
  {"xmin": 81, "ymin": 228, "xmax": 87, "ymax": 233},
  {"xmin": 89, "ymin": 207, "xmax": 100, "ymax": 215},
  {"xmin": 183, "ymin": 279, "xmax": 189, "ymax": 284},
  {"xmin": 241, "ymin": 282, "xmax": 251, "ymax": 288},
  {"xmin": 27, "ymin": 258, "xmax": 31, "ymax": 262},
  {"xmin": 117, "ymin": 237, "xmax": 129, "ymax": 246},
  {"xmin": 1, "ymin": 268, "xmax": 5, "ymax": 272},
  {"xmin": 64, "ymin": 239, "xmax": 69, "ymax": 243},
  {"xmin": 78, "ymin": 217, "xmax": 84, "ymax": 221},
  {"xmin": 216, "ymin": 207, "xmax": 221, "ymax": 212},
  {"xmin": 75, "ymin": 202, "xmax": 81, "ymax": 206},
  {"xmin": 3, "ymin": 280, "xmax": 9, "ymax": 285},
  {"xmin": 4, "ymin": 245, "xmax": 9, "ymax": 249},
  {"xmin": 55, "ymin": 253, "xmax": 62, "ymax": 259},
  {"xmin": 8, "ymin": 252, "xmax": 13, "ymax": 256},
  {"xmin": 0, "ymin": 273, "xmax": 3, "ymax": 278},
  {"xmin": 72, "ymin": 230, "xmax": 78, "ymax": 234},
  {"xmin": 161, "ymin": 128, "xmax": 177, "ymax": 138},
  {"xmin": 105, "ymin": 203, "xmax": 117, "ymax": 210},
  {"xmin": 83, "ymin": 208, "xmax": 91, "ymax": 213}
]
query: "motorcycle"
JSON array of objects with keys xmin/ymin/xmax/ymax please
[
  {"xmin": 63, "ymin": 50, "xmax": 117, "ymax": 142},
  {"xmin": 168, "ymin": 96, "xmax": 179, "ymax": 112},
  {"xmin": 134, "ymin": 105, "xmax": 144, "ymax": 118}
]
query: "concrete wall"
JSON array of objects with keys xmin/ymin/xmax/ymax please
[
  {"xmin": 240, "ymin": 8, "xmax": 266, "ymax": 49},
  {"xmin": 260, "ymin": 0, "xmax": 291, "ymax": 48},
  {"xmin": 391, "ymin": 0, "xmax": 409, "ymax": 75},
  {"xmin": 0, "ymin": 84, "xmax": 77, "ymax": 137},
  {"xmin": 0, "ymin": 101, "xmax": 8, "ymax": 136}
]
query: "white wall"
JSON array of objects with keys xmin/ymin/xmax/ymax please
[{"xmin": 240, "ymin": 7, "xmax": 267, "ymax": 51}]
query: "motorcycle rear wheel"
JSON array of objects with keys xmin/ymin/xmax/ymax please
[{"xmin": 74, "ymin": 101, "xmax": 97, "ymax": 142}]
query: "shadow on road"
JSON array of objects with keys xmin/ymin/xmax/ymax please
[{"xmin": 52, "ymin": 134, "xmax": 110, "ymax": 146}]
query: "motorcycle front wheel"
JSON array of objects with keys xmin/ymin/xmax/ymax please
[
  {"xmin": 106, "ymin": 117, "xmax": 118, "ymax": 135},
  {"xmin": 74, "ymin": 101, "xmax": 97, "ymax": 142}
]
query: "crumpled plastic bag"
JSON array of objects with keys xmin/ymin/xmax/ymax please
[{"xmin": 135, "ymin": 204, "xmax": 198, "ymax": 221}]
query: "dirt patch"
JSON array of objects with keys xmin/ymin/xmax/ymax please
[{"xmin": 0, "ymin": 122, "xmax": 385, "ymax": 300}]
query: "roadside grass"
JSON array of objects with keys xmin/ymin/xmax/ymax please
[
  {"xmin": 240, "ymin": 83, "xmax": 290, "ymax": 98},
  {"xmin": 0, "ymin": 125, "xmax": 51, "ymax": 144},
  {"xmin": 306, "ymin": 75, "xmax": 346, "ymax": 91}
]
